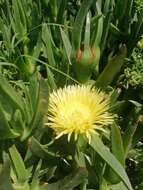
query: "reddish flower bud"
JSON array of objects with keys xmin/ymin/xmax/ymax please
[{"xmin": 74, "ymin": 46, "xmax": 100, "ymax": 83}]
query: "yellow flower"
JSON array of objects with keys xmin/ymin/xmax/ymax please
[{"xmin": 46, "ymin": 85, "xmax": 114, "ymax": 143}]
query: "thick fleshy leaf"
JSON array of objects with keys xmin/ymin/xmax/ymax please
[
  {"xmin": 22, "ymin": 79, "xmax": 49, "ymax": 140},
  {"xmin": 9, "ymin": 145, "xmax": 28, "ymax": 183},
  {"xmin": 108, "ymin": 123, "xmax": 125, "ymax": 184},
  {"xmin": 0, "ymin": 103, "xmax": 20, "ymax": 139},
  {"xmin": 40, "ymin": 167, "xmax": 88, "ymax": 190},
  {"xmin": 96, "ymin": 44, "xmax": 127, "ymax": 89},
  {"xmin": 29, "ymin": 137, "xmax": 59, "ymax": 163},
  {"xmin": 0, "ymin": 153, "xmax": 13, "ymax": 190},
  {"xmin": 60, "ymin": 28, "xmax": 72, "ymax": 65},
  {"xmin": 42, "ymin": 23, "xmax": 56, "ymax": 67},
  {"xmin": 72, "ymin": 0, "xmax": 94, "ymax": 51},
  {"xmin": 0, "ymin": 76, "xmax": 24, "ymax": 116},
  {"xmin": 111, "ymin": 123, "xmax": 125, "ymax": 166},
  {"xmin": 90, "ymin": 134, "xmax": 133, "ymax": 190}
]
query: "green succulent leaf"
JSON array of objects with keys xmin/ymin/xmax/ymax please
[
  {"xmin": 0, "ymin": 103, "xmax": 20, "ymax": 139},
  {"xmin": 90, "ymin": 134, "xmax": 133, "ymax": 190},
  {"xmin": 96, "ymin": 44, "xmax": 127, "ymax": 88},
  {"xmin": 0, "ymin": 76, "xmax": 24, "ymax": 117},
  {"xmin": 0, "ymin": 153, "xmax": 13, "ymax": 190},
  {"xmin": 40, "ymin": 167, "xmax": 88, "ymax": 190},
  {"xmin": 72, "ymin": 0, "xmax": 94, "ymax": 51}
]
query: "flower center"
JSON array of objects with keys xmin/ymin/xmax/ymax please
[{"xmin": 59, "ymin": 102, "xmax": 92, "ymax": 131}]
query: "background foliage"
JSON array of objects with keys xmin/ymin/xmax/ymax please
[{"xmin": 0, "ymin": 0, "xmax": 143, "ymax": 190}]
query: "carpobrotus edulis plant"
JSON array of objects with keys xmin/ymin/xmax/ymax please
[{"xmin": 45, "ymin": 85, "xmax": 114, "ymax": 143}]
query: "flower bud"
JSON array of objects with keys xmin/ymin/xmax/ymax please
[
  {"xmin": 76, "ymin": 48, "xmax": 96, "ymax": 65},
  {"xmin": 74, "ymin": 46, "xmax": 100, "ymax": 83},
  {"xmin": 137, "ymin": 38, "xmax": 143, "ymax": 50}
]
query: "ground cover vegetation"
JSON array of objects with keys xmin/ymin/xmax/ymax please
[{"xmin": 0, "ymin": 0, "xmax": 143, "ymax": 189}]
